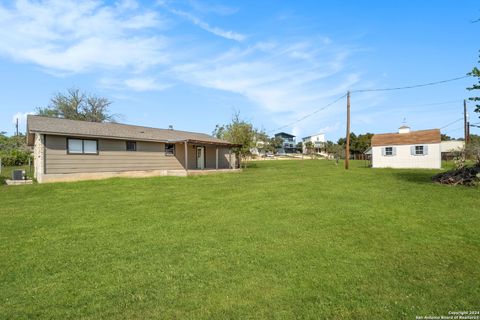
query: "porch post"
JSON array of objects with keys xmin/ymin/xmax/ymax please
[
  {"xmin": 184, "ymin": 141, "xmax": 188, "ymax": 171},
  {"xmin": 229, "ymin": 149, "xmax": 232, "ymax": 169},
  {"xmin": 215, "ymin": 147, "xmax": 219, "ymax": 170}
]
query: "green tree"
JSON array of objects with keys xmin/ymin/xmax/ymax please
[
  {"xmin": 304, "ymin": 141, "xmax": 315, "ymax": 155},
  {"xmin": 354, "ymin": 133, "xmax": 374, "ymax": 153},
  {"xmin": 267, "ymin": 136, "xmax": 284, "ymax": 154},
  {"xmin": 325, "ymin": 141, "xmax": 345, "ymax": 160},
  {"xmin": 467, "ymin": 51, "xmax": 480, "ymax": 117},
  {"xmin": 0, "ymin": 133, "xmax": 32, "ymax": 166},
  {"xmin": 213, "ymin": 112, "xmax": 257, "ymax": 167},
  {"xmin": 441, "ymin": 134, "xmax": 452, "ymax": 141},
  {"xmin": 37, "ymin": 88, "xmax": 115, "ymax": 122}
]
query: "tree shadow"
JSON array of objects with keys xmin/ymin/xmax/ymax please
[{"xmin": 392, "ymin": 170, "xmax": 438, "ymax": 185}]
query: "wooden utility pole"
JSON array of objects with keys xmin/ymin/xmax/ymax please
[
  {"xmin": 345, "ymin": 91, "xmax": 351, "ymax": 170},
  {"xmin": 464, "ymin": 99, "xmax": 468, "ymax": 144},
  {"xmin": 15, "ymin": 118, "xmax": 19, "ymax": 136}
]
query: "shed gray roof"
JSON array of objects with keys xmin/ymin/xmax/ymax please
[{"xmin": 27, "ymin": 115, "xmax": 237, "ymax": 146}]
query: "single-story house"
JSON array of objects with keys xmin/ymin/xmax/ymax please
[
  {"xmin": 371, "ymin": 125, "xmax": 441, "ymax": 169},
  {"xmin": 27, "ymin": 115, "xmax": 240, "ymax": 183}
]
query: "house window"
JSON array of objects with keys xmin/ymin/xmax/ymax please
[
  {"xmin": 126, "ymin": 141, "xmax": 137, "ymax": 151},
  {"xmin": 68, "ymin": 139, "xmax": 83, "ymax": 154},
  {"xmin": 68, "ymin": 138, "xmax": 98, "ymax": 154},
  {"xmin": 415, "ymin": 145, "xmax": 424, "ymax": 155},
  {"xmin": 165, "ymin": 143, "xmax": 175, "ymax": 156},
  {"xmin": 385, "ymin": 147, "xmax": 393, "ymax": 156}
]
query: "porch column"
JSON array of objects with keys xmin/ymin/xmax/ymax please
[
  {"xmin": 215, "ymin": 147, "xmax": 219, "ymax": 170},
  {"xmin": 184, "ymin": 141, "xmax": 188, "ymax": 171},
  {"xmin": 229, "ymin": 150, "xmax": 232, "ymax": 169}
]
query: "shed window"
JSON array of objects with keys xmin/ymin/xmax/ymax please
[
  {"xmin": 68, "ymin": 139, "xmax": 98, "ymax": 154},
  {"xmin": 415, "ymin": 145, "xmax": 424, "ymax": 155},
  {"xmin": 385, "ymin": 147, "xmax": 393, "ymax": 156},
  {"xmin": 165, "ymin": 144, "xmax": 175, "ymax": 156},
  {"xmin": 126, "ymin": 141, "xmax": 137, "ymax": 151}
]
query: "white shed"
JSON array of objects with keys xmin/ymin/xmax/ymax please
[{"xmin": 371, "ymin": 126, "xmax": 441, "ymax": 169}]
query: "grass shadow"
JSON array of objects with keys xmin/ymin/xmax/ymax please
[{"xmin": 392, "ymin": 170, "xmax": 438, "ymax": 185}]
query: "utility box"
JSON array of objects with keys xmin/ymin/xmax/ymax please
[{"xmin": 12, "ymin": 170, "xmax": 25, "ymax": 181}]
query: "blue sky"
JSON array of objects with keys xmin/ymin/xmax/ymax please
[{"xmin": 0, "ymin": 0, "xmax": 479, "ymax": 141}]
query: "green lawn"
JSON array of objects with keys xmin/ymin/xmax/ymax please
[{"xmin": 1, "ymin": 160, "xmax": 479, "ymax": 319}]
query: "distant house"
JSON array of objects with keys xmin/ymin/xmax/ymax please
[
  {"xmin": 370, "ymin": 125, "xmax": 441, "ymax": 169},
  {"xmin": 302, "ymin": 133, "xmax": 326, "ymax": 154},
  {"xmin": 440, "ymin": 140, "xmax": 465, "ymax": 160},
  {"xmin": 274, "ymin": 132, "xmax": 296, "ymax": 154},
  {"xmin": 27, "ymin": 116, "xmax": 240, "ymax": 183}
]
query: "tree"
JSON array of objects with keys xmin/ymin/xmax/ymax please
[
  {"xmin": 441, "ymin": 134, "xmax": 452, "ymax": 141},
  {"xmin": 304, "ymin": 141, "xmax": 315, "ymax": 155},
  {"xmin": 213, "ymin": 112, "xmax": 257, "ymax": 167},
  {"xmin": 267, "ymin": 136, "xmax": 283, "ymax": 154},
  {"xmin": 325, "ymin": 141, "xmax": 345, "ymax": 161},
  {"xmin": 354, "ymin": 133, "xmax": 374, "ymax": 153},
  {"xmin": 37, "ymin": 88, "xmax": 115, "ymax": 122},
  {"xmin": 467, "ymin": 51, "xmax": 480, "ymax": 118},
  {"xmin": 0, "ymin": 132, "xmax": 32, "ymax": 166}
]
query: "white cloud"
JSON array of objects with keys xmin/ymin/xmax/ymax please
[
  {"xmin": 0, "ymin": 0, "xmax": 168, "ymax": 73},
  {"xmin": 171, "ymin": 41, "xmax": 357, "ymax": 112},
  {"xmin": 165, "ymin": 7, "xmax": 246, "ymax": 42},
  {"xmin": 124, "ymin": 78, "xmax": 173, "ymax": 91},
  {"xmin": 12, "ymin": 112, "xmax": 35, "ymax": 129}
]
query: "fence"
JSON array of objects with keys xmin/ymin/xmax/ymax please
[{"xmin": 0, "ymin": 158, "xmax": 34, "ymax": 183}]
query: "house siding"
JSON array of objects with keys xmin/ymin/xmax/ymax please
[
  {"xmin": 371, "ymin": 143, "xmax": 441, "ymax": 169},
  {"xmin": 42, "ymin": 135, "xmax": 236, "ymax": 175},
  {"xmin": 45, "ymin": 135, "xmax": 184, "ymax": 174}
]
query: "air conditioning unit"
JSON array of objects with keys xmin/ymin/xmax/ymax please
[{"xmin": 12, "ymin": 170, "xmax": 25, "ymax": 181}]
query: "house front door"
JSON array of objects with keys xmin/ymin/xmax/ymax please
[{"xmin": 196, "ymin": 146, "xmax": 205, "ymax": 169}]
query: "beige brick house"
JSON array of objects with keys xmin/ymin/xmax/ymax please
[{"xmin": 27, "ymin": 115, "xmax": 240, "ymax": 183}]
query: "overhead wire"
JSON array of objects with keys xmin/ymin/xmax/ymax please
[
  {"xmin": 267, "ymin": 75, "xmax": 472, "ymax": 133},
  {"xmin": 440, "ymin": 118, "xmax": 463, "ymax": 129},
  {"xmin": 350, "ymin": 75, "xmax": 471, "ymax": 93},
  {"xmin": 267, "ymin": 93, "xmax": 347, "ymax": 133}
]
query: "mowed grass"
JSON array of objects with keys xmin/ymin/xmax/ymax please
[{"xmin": 0, "ymin": 160, "xmax": 479, "ymax": 319}]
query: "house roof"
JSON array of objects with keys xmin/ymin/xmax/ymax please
[
  {"xmin": 26, "ymin": 115, "xmax": 238, "ymax": 146},
  {"xmin": 371, "ymin": 129, "xmax": 441, "ymax": 147},
  {"xmin": 302, "ymin": 133, "xmax": 325, "ymax": 140},
  {"xmin": 275, "ymin": 132, "xmax": 295, "ymax": 138}
]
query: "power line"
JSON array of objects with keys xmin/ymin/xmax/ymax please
[
  {"xmin": 440, "ymin": 118, "xmax": 463, "ymax": 130},
  {"xmin": 268, "ymin": 93, "xmax": 347, "ymax": 133},
  {"xmin": 267, "ymin": 75, "xmax": 471, "ymax": 135},
  {"xmin": 443, "ymin": 125, "xmax": 464, "ymax": 134},
  {"xmin": 351, "ymin": 75, "xmax": 471, "ymax": 93}
]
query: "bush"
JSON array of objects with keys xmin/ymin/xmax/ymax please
[{"xmin": 0, "ymin": 150, "xmax": 32, "ymax": 166}]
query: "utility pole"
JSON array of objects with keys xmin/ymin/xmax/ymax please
[
  {"xmin": 464, "ymin": 99, "xmax": 468, "ymax": 144},
  {"xmin": 467, "ymin": 118, "xmax": 470, "ymax": 144},
  {"xmin": 15, "ymin": 118, "xmax": 19, "ymax": 136},
  {"xmin": 345, "ymin": 91, "xmax": 350, "ymax": 170}
]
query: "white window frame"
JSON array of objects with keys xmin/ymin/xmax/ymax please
[{"xmin": 385, "ymin": 146, "xmax": 393, "ymax": 156}]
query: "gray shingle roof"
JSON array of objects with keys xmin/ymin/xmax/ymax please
[{"xmin": 27, "ymin": 115, "xmax": 236, "ymax": 146}]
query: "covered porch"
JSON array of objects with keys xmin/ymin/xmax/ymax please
[{"xmin": 174, "ymin": 139, "xmax": 240, "ymax": 172}]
